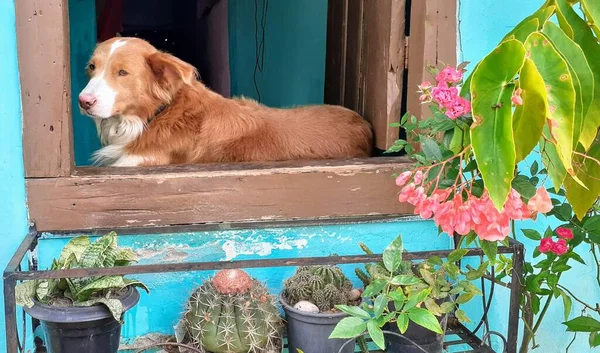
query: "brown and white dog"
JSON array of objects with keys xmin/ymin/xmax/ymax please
[{"xmin": 78, "ymin": 37, "xmax": 373, "ymax": 167}]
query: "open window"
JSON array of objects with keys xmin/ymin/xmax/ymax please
[{"xmin": 15, "ymin": 0, "xmax": 456, "ymax": 232}]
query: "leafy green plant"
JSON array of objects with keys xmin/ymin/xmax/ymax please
[
  {"xmin": 329, "ymin": 235, "xmax": 482, "ymax": 351},
  {"xmin": 15, "ymin": 232, "xmax": 148, "ymax": 321}
]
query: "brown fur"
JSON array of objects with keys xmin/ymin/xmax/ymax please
[{"xmin": 86, "ymin": 37, "xmax": 373, "ymax": 166}]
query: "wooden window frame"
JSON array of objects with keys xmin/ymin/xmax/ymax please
[{"xmin": 16, "ymin": 0, "xmax": 456, "ymax": 232}]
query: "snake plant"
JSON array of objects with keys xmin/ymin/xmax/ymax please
[{"xmin": 15, "ymin": 232, "xmax": 148, "ymax": 321}]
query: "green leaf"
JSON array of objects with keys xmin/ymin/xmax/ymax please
[
  {"xmin": 447, "ymin": 249, "xmax": 469, "ymax": 263},
  {"xmin": 424, "ymin": 297, "xmax": 443, "ymax": 316},
  {"xmin": 363, "ymin": 280, "xmax": 388, "ymax": 298},
  {"xmin": 427, "ymin": 256, "xmax": 444, "ymax": 266},
  {"xmin": 330, "ymin": 317, "xmax": 367, "ymax": 339},
  {"xmin": 455, "ymin": 309, "xmax": 472, "ymax": 324},
  {"xmin": 383, "ymin": 235, "xmax": 404, "ymax": 273},
  {"xmin": 336, "ymin": 305, "xmax": 372, "ymax": 320},
  {"xmin": 58, "ymin": 236, "xmax": 91, "ymax": 265},
  {"xmin": 555, "ymin": 0, "xmax": 600, "ymax": 150},
  {"xmin": 511, "ymin": 18, "xmax": 540, "ymax": 43},
  {"xmin": 552, "ymin": 263, "xmax": 571, "ymax": 272},
  {"xmin": 512, "ymin": 175, "xmax": 538, "ymax": 199},
  {"xmin": 513, "ymin": 58, "xmax": 548, "ymax": 162},
  {"xmin": 373, "ymin": 294, "xmax": 387, "ymax": 318},
  {"xmin": 525, "ymin": 32, "xmax": 576, "ymax": 175},
  {"xmin": 74, "ymin": 276, "xmax": 126, "ymax": 302},
  {"xmin": 502, "ymin": 4, "xmax": 554, "ymax": 42},
  {"xmin": 456, "ymin": 292, "xmax": 476, "ymax": 305},
  {"xmin": 388, "ymin": 288, "xmax": 406, "ymax": 302},
  {"xmin": 590, "ymin": 331, "xmax": 600, "ymax": 348},
  {"xmin": 440, "ymin": 301, "xmax": 455, "ymax": 314},
  {"xmin": 404, "ymin": 288, "xmax": 431, "ymax": 311},
  {"xmin": 585, "ymin": 216, "xmax": 600, "ymax": 231},
  {"xmin": 470, "ymin": 39, "xmax": 525, "ymax": 208},
  {"xmin": 522, "ymin": 229, "xmax": 542, "ymax": 241},
  {"xmin": 565, "ymin": 139, "xmax": 600, "ymax": 219},
  {"xmin": 466, "ymin": 261, "xmax": 489, "ymax": 280},
  {"xmin": 563, "ymin": 316, "xmax": 600, "ymax": 332},
  {"xmin": 421, "ymin": 136, "xmax": 444, "ymax": 162},
  {"xmin": 407, "ymin": 307, "xmax": 443, "ymax": 334},
  {"xmin": 559, "ymin": 289, "xmax": 572, "ymax": 321},
  {"xmin": 581, "ymin": 0, "xmax": 600, "ymax": 37},
  {"xmin": 75, "ymin": 297, "xmax": 124, "ymax": 321},
  {"xmin": 391, "ymin": 275, "xmax": 422, "ymax": 286},
  {"xmin": 542, "ymin": 22, "xmax": 594, "ymax": 149},
  {"xmin": 15, "ymin": 281, "xmax": 36, "ymax": 308},
  {"xmin": 367, "ymin": 319, "xmax": 385, "ymax": 350},
  {"xmin": 481, "ymin": 240, "xmax": 498, "ymax": 262},
  {"xmin": 397, "ymin": 313, "xmax": 409, "ymax": 334}
]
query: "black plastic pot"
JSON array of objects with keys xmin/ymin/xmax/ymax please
[
  {"xmin": 23, "ymin": 287, "xmax": 140, "ymax": 353},
  {"xmin": 280, "ymin": 295, "xmax": 354, "ymax": 353},
  {"xmin": 383, "ymin": 313, "xmax": 447, "ymax": 353}
]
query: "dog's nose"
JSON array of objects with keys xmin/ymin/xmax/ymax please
[{"xmin": 78, "ymin": 94, "xmax": 97, "ymax": 110}]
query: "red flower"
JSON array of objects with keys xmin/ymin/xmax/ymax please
[
  {"xmin": 551, "ymin": 239, "xmax": 569, "ymax": 256},
  {"xmin": 538, "ymin": 238, "xmax": 554, "ymax": 253},
  {"xmin": 555, "ymin": 227, "xmax": 574, "ymax": 240}
]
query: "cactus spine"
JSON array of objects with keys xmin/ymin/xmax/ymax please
[
  {"xmin": 184, "ymin": 270, "xmax": 281, "ymax": 353},
  {"xmin": 283, "ymin": 265, "xmax": 353, "ymax": 312}
]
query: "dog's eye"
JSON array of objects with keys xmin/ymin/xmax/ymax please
[
  {"xmin": 88, "ymin": 63, "xmax": 95, "ymax": 71},
  {"xmin": 118, "ymin": 69, "xmax": 129, "ymax": 77}
]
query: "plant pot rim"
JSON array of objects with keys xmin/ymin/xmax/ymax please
[
  {"xmin": 279, "ymin": 293, "xmax": 348, "ymax": 319},
  {"xmin": 23, "ymin": 286, "xmax": 140, "ymax": 323}
]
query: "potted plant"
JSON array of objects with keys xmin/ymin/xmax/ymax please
[
  {"xmin": 15, "ymin": 232, "xmax": 147, "ymax": 353},
  {"xmin": 330, "ymin": 235, "xmax": 483, "ymax": 353},
  {"xmin": 180, "ymin": 269, "xmax": 283, "ymax": 353},
  {"xmin": 280, "ymin": 265, "xmax": 360, "ymax": 353}
]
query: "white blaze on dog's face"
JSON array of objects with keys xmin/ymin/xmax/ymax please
[{"xmin": 78, "ymin": 37, "xmax": 197, "ymax": 121}]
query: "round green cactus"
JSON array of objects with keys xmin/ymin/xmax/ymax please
[
  {"xmin": 184, "ymin": 269, "xmax": 282, "ymax": 353},
  {"xmin": 283, "ymin": 265, "xmax": 353, "ymax": 312}
]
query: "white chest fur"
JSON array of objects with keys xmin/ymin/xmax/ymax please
[{"xmin": 92, "ymin": 116, "xmax": 147, "ymax": 166}]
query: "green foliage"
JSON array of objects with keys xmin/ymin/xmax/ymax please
[
  {"xmin": 330, "ymin": 235, "xmax": 482, "ymax": 351},
  {"xmin": 282, "ymin": 265, "xmax": 353, "ymax": 312},
  {"xmin": 470, "ymin": 39, "xmax": 525, "ymax": 209},
  {"xmin": 15, "ymin": 232, "xmax": 147, "ymax": 321},
  {"xmin": 185, "ymin": 277, "xmax": 281, "ymax": 353}
]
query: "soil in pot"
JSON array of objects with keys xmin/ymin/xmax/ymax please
[
  {"xmin": 280, "ymin": 295, "xmax": 355, "ymax": 353},
  {"xmin": 23, "ymin": 287, "xmax": 140, "ymax": 353}
]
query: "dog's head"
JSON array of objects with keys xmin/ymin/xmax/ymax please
[{"xmin": 78, "ymin": 37, "xmax": 197, "ymax": 120}]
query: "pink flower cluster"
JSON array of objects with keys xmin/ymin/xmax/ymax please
[
  {"xmin": 419, "ymin": 66, "xmax": 471, "ymax": 120},
  {"xmin": 396, "ymin": 171, "xmax": 553, "ymax": 241},
  {"xmin": 538, "ymin": 227, "xmax": 573, "ymax": 256}
]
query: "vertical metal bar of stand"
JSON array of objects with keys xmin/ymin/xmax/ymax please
[
  {"xmin": 4, "ymin": 277, "xmax": 18, "ymax": 353},
  {"xmin": 507, "ymin": 241, "xmax": 524, "ymax": 353}
]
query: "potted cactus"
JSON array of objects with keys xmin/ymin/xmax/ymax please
[
  {"xmin": 280, "ymin": 265, "xmax": 360, "ymax": 353},
  {"xmin": 15, "ymin": 232, "xmax": 147, "ymax": 353},
  {"xmin": 181, "ymin": 269, "xmax": 282, "ymax": 353}
]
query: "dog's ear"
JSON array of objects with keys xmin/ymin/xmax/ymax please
[{"xmin": 146, "ymin": 51, "xmax": 197, "ymax": 101}]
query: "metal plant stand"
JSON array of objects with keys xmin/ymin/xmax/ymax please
[{"xmin": 3, "ymin": 225, "xmax": 524, "ymax": 353}]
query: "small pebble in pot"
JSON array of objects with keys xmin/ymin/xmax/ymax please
[
  {"xmin": 293, "ymin": 300, "xmax": 319, "ymax": 313},
  {"xmin": 348, "ymin": 288, "xmax": 363, "ymax": 301}
]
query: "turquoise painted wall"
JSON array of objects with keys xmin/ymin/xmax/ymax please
[
  {"xmin": 228, "ymin": 0, "xmax": 328, "ymax": 108},
  {"xmin": 0, "ymin": 0, "xmax": 31, "ymax": 351}
]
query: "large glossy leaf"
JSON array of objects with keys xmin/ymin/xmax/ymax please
[
  {"xmin": 470, "ymin": 39, "xmax": 525, "ymax": 209},
  {"xmin": 581, "ymin": 0, "xmax": 600, "ymax": 37},
  {"xmin": 525, "ymin": 32, "xmax": 576, "ymax": 174},
  {"xmin": 542, "ymin": 22, "xmax": 594, "ymax": 148},
  {"xmin": 565, "ymin": 137, "xmax": 600, "ymax": 219},
  {"xmin": 555, "ymin": 0, "xmax": 600, "ymax": 149},
  {"xmin": 501, "ymin": 4, "xmax": 555, "ymax": 42},
  {"xmin": 540, "ymin": 124, "xmax": 567, "ymax": 191},
  {"xmin": 513, "ymin": 58, "xmax": 548, "ymax": 161},
  {"xmin": 329, "ymin": 317, "xmax": 367, "ymax": 339}
]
